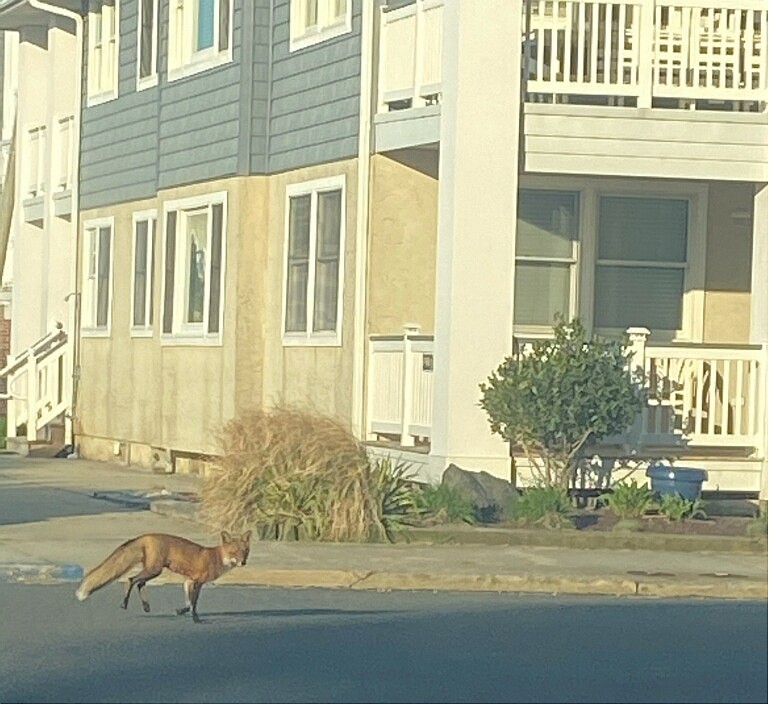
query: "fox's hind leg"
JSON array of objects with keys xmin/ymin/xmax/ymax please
[{"xmin": 121, "ymin": 568, "xmax": 162, "ymax": 612}]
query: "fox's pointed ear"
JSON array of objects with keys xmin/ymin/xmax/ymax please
[
  {"xmin": 220, "ymin": 531, "xmax": 231, "ymax": 543},
  {"xmin": 242, "ymin": 530, "xmax": 252, "ymax": 543}
]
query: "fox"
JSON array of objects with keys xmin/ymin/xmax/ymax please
[{"xmin": 75, "ymin": 531, "xmax": 251, "ymax": 623}]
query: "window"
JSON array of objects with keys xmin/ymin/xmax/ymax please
[
  {"xmin": 594, "ymin": 196, "xmax": 689, "ymax": 335},
  {"xmin": 55, "ymin": 116, "xmax": 74, "ymax": 192},
  {"xmin": 131, "ymin": 211, "xmax": 156, "ymax": 335},
  {"xmin": 514, "ymin": 190, "xmax": 578, "ymax": 331},
  {"xmin": 137, "ymin": 0, "xmax": 159, "ymax": 89},
  {"xmin": 283, "ymin": 177, "xmax": 345, "ymax": 345},
  {"xmin": 168, "ymin": 0, "xmax": 232, "ymax": 80},
  {"xmin": 162, "ymin": 193, "xmax": 226, "ymax": 343},
  {"xmin": 25, "ymin": 126, "xmax": 46, "ymax": 197},
  {"xmin": 82, "ymin": 219, "xmax": 114, "ymax": 334},
  {"xmin": 290, "ymin": 0, "xmax": 351, "ymax": 52},
  {"xmin": 87, "ymin": 1, "xmax": 119, "ymax": 104},
  {"xmin": 513, "ymin": 182, "xmax": 704, "ymax": 342}
]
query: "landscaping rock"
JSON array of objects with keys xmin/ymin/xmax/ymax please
[{"xmin": 442, "ymin": 464, "xmax": 517, "ymax": 522}]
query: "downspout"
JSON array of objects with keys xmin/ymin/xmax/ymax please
[
  {"xmin": 352, "ymin": 0, "xmax": 375, "ymax": 440},
  {"xmin": 28, "ymin": 0, "xmax": 83, "ymax": 452}
]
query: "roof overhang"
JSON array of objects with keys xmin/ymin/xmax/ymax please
[{"xmin": 0, "ymin": 0, "xmax": 82, "ymax": 31}]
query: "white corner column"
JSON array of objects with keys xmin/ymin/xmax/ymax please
[
  {"xmin": 750, "ymin": 183, "xmax": 767, "ymax": 501},
  {"xmin": 429, "ymin": 0, "xmax": 523, "ymax": 480}
]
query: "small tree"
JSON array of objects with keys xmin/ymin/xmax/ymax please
[{"xmin": 479, "ymin": 318, "xmax": 644, "ymax": 489}]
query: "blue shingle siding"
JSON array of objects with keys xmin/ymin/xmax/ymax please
[
  {"xmin": 263, "ymin": 0, "xmax": 361, "ymax": 174},
  {"xmin": 79, "ymin": 0, "xmax": 363, "ymax": 210}
]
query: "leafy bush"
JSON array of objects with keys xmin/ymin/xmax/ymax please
[
  {"xmin": 480, "ymin": 318, "xmax": 644, "ymax": 489},
  {"xmin": 507, "ymin": 485, "xmax": 575, "ymax": 529},
  {"xmin": 747, "ymin": 508, "xmax": 767, "ymax": 537},
  {"xmin": 600, "ymin": 480, "xmax": 654, "ymax": 519},
  {"xmin": 366, "ymin": 458, "xmax": 420, "ymax": 542},
  {"xmin": 415, "ymin": 483, "xmax": 476, "ymax": 525},
  {"xmin": 657, "ymin": 493, "xmax": 705, "ymax": 522},
  {"xmin": 200, "ymin": 407, "xmax": 414, "ymax": 542}
]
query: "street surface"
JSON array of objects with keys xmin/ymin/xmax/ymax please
[{"xmin": 0, "ymin": 584, "xmax": 767, "ymax": 703}]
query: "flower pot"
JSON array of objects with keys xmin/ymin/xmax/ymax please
[{"xmin": 646, "ymin": 465, "xmax": 707, "ymax": 501}]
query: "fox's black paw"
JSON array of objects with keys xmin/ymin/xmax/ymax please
[
  {"xmin": 176, "ymin": 606, "xmax": 190, "ymax": 616},
  {"xmin": 142, "ymin": 603, "xmax": 151, "ymax": 613}
]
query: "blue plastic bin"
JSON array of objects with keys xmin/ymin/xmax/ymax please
[{"xmin": 646, "ymin": 465, "xmax": 708, "ymax": 501}]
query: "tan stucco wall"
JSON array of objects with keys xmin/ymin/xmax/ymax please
[
  {"xmin": 77, "ymin": 160, "xmax": 360, "ymax": 463},
  {"xmin": 367, "ymin": 150, "xmax": 438, "ymax": 335},
  {"xmin": 77, "ymin": 178, "xmax": 252, "ymax": 460},
  {"xmin": 703, "ymin": 181, "xmax": 755, "ymax": 344},
  {"xmin": 261, "ymin": 159, "xmax": 359, "ymax": 426}
]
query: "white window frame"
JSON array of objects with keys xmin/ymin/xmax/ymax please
[
  {"xmin": 281, "ymin": 175, "xmax": 347, "ymax": 347},
  {"xmin": 513, "ymin": 177, "xmax": 707, "ymax": 344},
  {"xmin": 25, "ymin": 125, "xmax": 46, "ymax": 198},
  {"xmin": 289, "ymin": 0, "xmax": 352, "ymax": 53},
  {"xmin": 136, "ymin": 0, "xmax": 159, "ymax": 91},
  {"xmin": 87, "ymin": 0, "xmax": 120, "ymax": 106},
  {"xmin": 167, "ymin": 0, "xmax": 233, "ymax": 82},
  {"xmin": 161, "ymin": 192, "xmax": 227, "ymax": 346},
  {"xmin": 54, "ymin": 116, "xmax": 74, "ymax": 192},
  {"xmin": 130, "ymin": 210, "xmax": 157, "ymax": 337},
  {"xmin": 82, "ymin": 217, "xmax": 115, "ymax": 337}
]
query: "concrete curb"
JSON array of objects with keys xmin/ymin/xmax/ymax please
[{"xmin": 0, "ymin": 562, "xmax": 765, "ymax": 599}]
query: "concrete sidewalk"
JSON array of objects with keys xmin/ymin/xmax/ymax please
[{"xmin": 0, "ymin": 455, "xmax": 768, "ymax": 600}]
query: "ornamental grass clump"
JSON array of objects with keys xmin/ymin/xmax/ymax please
[
  {"xmin": 507, "ymin": 484, "xmax": 575, "ymax": 529},
  {"xmin": 200, "ymin": 407, "xmax": 415, "ymax": 542}
]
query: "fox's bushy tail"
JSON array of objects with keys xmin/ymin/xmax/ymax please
[{"xmin": 75, "ymin": 538, "xmax": 143, "ymax": 601}]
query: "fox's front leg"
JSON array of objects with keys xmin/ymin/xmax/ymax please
[{"xmin": 176, "ymin": 580, "xmax": 193, "ymax": 616}]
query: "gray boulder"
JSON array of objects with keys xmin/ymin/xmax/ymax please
[{"xmin": 441, "ymin": 464, "xmax": 517, "ymax": 522}]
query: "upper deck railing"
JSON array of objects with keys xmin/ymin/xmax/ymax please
[{"xmin": 377, "ymin": 0, "xmax": 768, "ymax": 112}]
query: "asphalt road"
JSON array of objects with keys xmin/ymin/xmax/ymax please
[{"xmin": 0, "ymin": 584, "xmax": 767, "ymax": 703}]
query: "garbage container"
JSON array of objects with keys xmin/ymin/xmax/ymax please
[{"xmin": 646, "ymin": 465, "xmax": 708, "ymax": 501}]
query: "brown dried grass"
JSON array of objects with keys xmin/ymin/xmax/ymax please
[{"xmin": 200, "ymin": 407, "xmax": 391, "ymax": 541}]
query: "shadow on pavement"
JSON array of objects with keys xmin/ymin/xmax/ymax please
[{"xmin": 0, "ymin": 485, "xmax": 146, "ymax": 526}]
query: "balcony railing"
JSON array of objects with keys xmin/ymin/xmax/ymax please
[
  {"xmin": 366, "ymin": 327, "xmax": 767, "ymax": 456},
  {"xmin": 377, "ymin": 0, "xmax": 768, "ymax": 112}
]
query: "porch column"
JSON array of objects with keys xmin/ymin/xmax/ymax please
[
  {"xmin": 429, "ymin": 0, "xmax": 523, "ymax": 480},
  {"xmin": 750, "ymin": 184, "xmax": 767, "ymax": 501}
]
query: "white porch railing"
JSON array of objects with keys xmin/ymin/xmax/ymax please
[
  {"xmin": 367, "ymin": 325, "xmax": 434, "ymax": 446},
  {"xmin": 377, "ymin": 0, "xmax": 768, "ymax": 111},
  {"xmin": 627, "ymin": 329, "xmax": 767, "ymax": 452},
  {"xmin": 0, "ymin": 324, "xmax": 69, "ymax": 441},
  {"xmin": 368, "ymin": 327, "xmax": 767, "ymax": 457}
]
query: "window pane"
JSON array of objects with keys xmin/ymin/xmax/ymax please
[
  {"xmin": 304, "ymin": 0, "xmax": 318, "ymax": 28},
  {"xmin": 514, "ymin": 261, "xmax": 570, "ymax": 327},
  {"xmin": 285, "ymin": 263, "xmax": 308, "ymax": 333},
  {"xmin": 163, "ymin": 211, "xmax": 176, "ymax": 334},
  {"xmin": 517, "ymin": 190, "xmax": 577, "ymax": 258},
  {"xmin": 313, "ymin": 190, "xmax": 341, "ymax": 332},
  {"xmin": 139, "ymin": 0, "xmax": 154, "ymax": 78},
  {"xmin": 185, "ymin": 212, "xmax": 208, "ymax": 324},
  {"xmin": 197, "ymin": 0, "xmax": 215, "ymax": 50},
  {"xmin": 96, "ymin": 226, "xmax": 111, "ymax": 327},
  {"xmin": 594, "ymin": 265, "xmax": 684, "ymax": 331},
  {"xmin": 218, "ymin": 0, "xmax": 230, "ymax": 51},
  {"xmin": 289, "ymin": 196, "xmax": 311, "ymax": 258},
  {"xmin": 133, "ymin": 221, "xmax": 148, "ymax": 327},
  {"xmin": 598, "ymin": 197, "xmax": 688, "ymax": 263},
  {"xmin": 208, "ymin": 204, "xmax": 223, "ymax": 334}
]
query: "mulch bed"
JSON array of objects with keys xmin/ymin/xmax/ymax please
[{"xmin": 570, "ymin": 510, "xmax": 756, "ymax": 537}]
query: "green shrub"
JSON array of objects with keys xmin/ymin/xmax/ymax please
[
  {"xmin": 747, "ymin": 508, "xmax": 768, "ymax": 537},
  {"xmin": 508, "ymin": 485, "xmax": 575, "ymax": 529},
  {"xmin": 200, "ymin": 407, "xmax": 413, "ymax": 542},
  {"xmin": 657, "ymin": 493, "xmax": 705, "ymax": 522},
  {"xmin": 415, "ymin": 482, "xmax": 476, "ymax": 525},
  {"xmin": 366, "ymin": 458, "xmax": 420, "ymax": 542},
  {"xmin": 480, "ymin": 318, "xmax": 644, "ymax": 489},
  {"xmin": 600, "ymin": 480, "xmax": 654, "ymax": 519}
]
